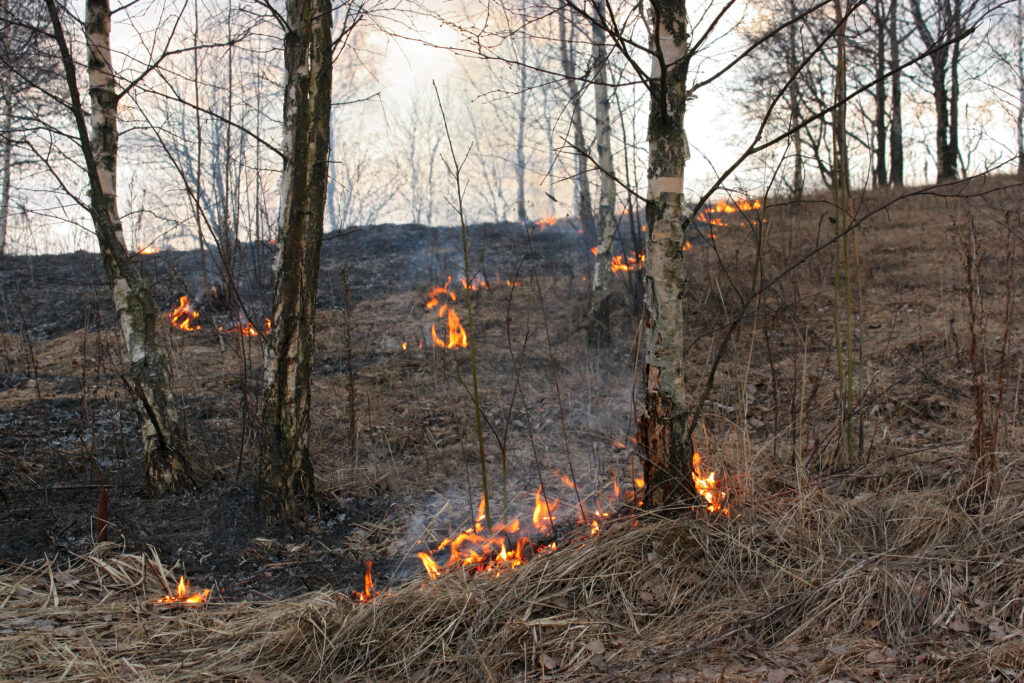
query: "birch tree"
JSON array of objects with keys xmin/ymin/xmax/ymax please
[
  {"xmin": 638, "ymin": 0, "xmax": 699, "ymax": 507},
  {"xmin": 44, "ymin": 0, "xmax": 190, "ymax": 493},
  {"xmin": 258, "ymin": 0, "xmax": 336, "ymax": 518},
  {"xmin": 588, "ymin": 0, "xmax": 619, "ymax": 344}
]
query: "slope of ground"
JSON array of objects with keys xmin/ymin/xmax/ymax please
[{"xmin": 2, "ymin": 177, "xmax": 1024, "ymax": 680}]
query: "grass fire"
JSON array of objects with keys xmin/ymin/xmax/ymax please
[{"xmin": 3, "ymin": 0, "xmax": 1024, "ymax": 677}]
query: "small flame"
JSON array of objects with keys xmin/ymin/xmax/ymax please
[
  {"xmin": 610, "ymin": 252, "xmax": 645, "ymax": 273},
  {"xmin": 532, "ymin": 485, "xmax": 558, "ymax": 533},
  {"xmin": 590, "ymin": 246, "xmax": 599, "ymax": 256},
  {"xmin": 536, "ymin": 216, "xmax": 557, "ymax": 228},
  {"xmin": 138, "ymin": 246, "xmax": 159, "ymax": 255},
  {"xmin": 681, "ymin": 241, "xmax": 693, "ymax": 251},
  {"xmin": 418, "ymin": 552, "xmax": 441, "ymax": 579},
  {"xmin": 168, "ymin": 296, "xmax": 200, "ymax": 332},
  {"xmin": 352, "ymin": 561, "xmax": 378, "ymax": 602},
  {"xmin": 219, "ymin": 316, "xmax": 269, "ymax": 337},
  {"xmin": 402, "ymin": 342, "xmax": 408, "ymax": 350},
  {"xmin": 156, "ymin": 575, "xmax": 210, "ymax": 604},
  {"xmin": 692, "ymin": 451, "xmax": 728, "ymax": 514}
]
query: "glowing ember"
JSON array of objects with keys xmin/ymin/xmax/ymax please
[
  {"xmin": 692, "ymin": 451, "xmax": 728, "ymax": 514},
  {"xmin": 168, "ymin": 296, "xmax": 200, "ymax": 332},
  {"xmin": 352, "ymin": 561, "xmax": 378, "ymax": 602},
  {"xmin": 156, "ymin": 575, "xmax": 210, "ymax": 604}
]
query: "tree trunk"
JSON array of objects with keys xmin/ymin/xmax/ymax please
[
  {"xmin": 873, "ymin": 0, "xmax": 887, "ymax": 188},
  {"xmin": 889, "ymin": 0, "xmax": 903, "ymax": 186},
  {"xmin": 588, "ymin": 2, "xmax": 617, "ymax": 344},
  {"xmin": 0, "ymin": 86, "xmax": 12, "ymax": 254},
  {"xmin": 516, "ymin": 45, "xmax": 527, "ymax": 225},
  {"xmin": 45, "ymin": 0, "xmax": 190, "ymax": 494},
  {"xmin": 933, "ymin": 61, "xmax": 953, "ymax": 181},
  {"xmin": 639, "ymin": 0, "xmax": 698, "ymax": 509},
  {"xmin": 1018, "ymin": 0, "xmax": 1024, "ymax": 176},
  {"xmin": 785, "ymin": 6, "xmax": 804, "ymax": 199},
  {"xmin": 258, "ymin": 0, "xmax": 333, "ymax": 519},
  {"xmin": 558, "ymin": 7, "xmax": 596, "ymax": 244}
]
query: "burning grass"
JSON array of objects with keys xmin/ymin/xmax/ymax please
[{"xmin": 3, "ymin": 471, "xmax": 1023, "ymax": 681}]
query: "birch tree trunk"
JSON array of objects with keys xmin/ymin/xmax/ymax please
[
  {"xmin": 258, "ymin": 0, "xmax": 333, "ymax": 519},
  {"xmin": 45, "ymin": 0, "xmax": 190, "ymax": 494},
  {"xmin": 639, "ymin": 0, "xmax": 698, "ymax": 508},
  {"xmin": 0, "ymin": 87, "xmax": 12, "ymax": 254},
  {"xmin": 558, "ymin": 7, "xmax": 597, "ymax": 244},
  {"xmin": 588, "ymin": 2, "xmax": 617, "ymax": 344}
]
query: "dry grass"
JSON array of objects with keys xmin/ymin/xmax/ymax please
[
  {"xmin": 3, "ymin": 468, "xmax": 1023, "ymax": 681},
  {"xmin": 5, "ymin": 177, "xmax": 1024, "ymax": 680}
]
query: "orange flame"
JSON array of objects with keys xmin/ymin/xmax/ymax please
[
  {"xmin": 610, "ymin": 252, "xmax": 645, "ymax": 273},
  {"xmin": 219, "ymin": 317, "xmax": 270, "ymax": 337},
  {"xmin": 417, "ymin": 552, "xmax": 441, "ymax": 579},
  {"xmin": 431, "ymin": 307, "xmax": 467, "ymax": 349},
  {"xmin": 415, "ymin": 463, "xmax": 655, "ymax": 582},
  {"xmin": 138, "ymin": 246, "xmax": 160, "ymax": 255},
  {"xmin": 156, "ymin": 575, "xmax": 210, "ymax": 604},
  {"xmin": 536, "ymin": 216, "xmax": 557, "ymax": 228},
  {"xmin": 692, "ymin": 451, "xmax": 728, "ymax": 514},
  {"xmin": 696, "ymin": 198, "xmax": 762, "ymax": 223},
  {"xmin": 168, "ymin": 296, "xmax": 200, "ymax": 332},
  {"xmin": 532, "ymin": 485, "xmax": 558, "ymax": 533},
  {"xmin": 352, "ymin": 561, "xmax": 377, "ymax": 602}
]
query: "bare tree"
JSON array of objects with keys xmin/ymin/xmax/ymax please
[
  {"xmin": 258, "ymin": 0, "xmax": 339, "ymax": 518},
  {"xmin": 908, "ymin": 0, "xmax": 981, "ymax": 181},
  {"xmin": 588, "ymin": 0, "xmax": 618, "ymax": 343},
  {"xmin": 44, "ymin": 0, "xmax": 191, "ymax": 493},
  {"xmin": 0, "ymin": 0, "xmax": 61, "ymax": 254},
  {"xmin": 639, "ymin": 0, "xmax": 699, "ymax": 507}
]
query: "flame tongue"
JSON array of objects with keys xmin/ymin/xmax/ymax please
[
  {"xmin": 156, "ymin": 575, "xmax": 210, "ymax": 604},
  {"xmin": 353, "ymin": 561, "xmax": 378, "ymax": 602},
  {"xmin": 692, "ymin": 451, "xmax": 728, "ymax": 514},
  {"xmin": 426, "ymin": 277, "xmax": 468, "ymax": 349},
  {"xmin": 168, "ymin": 296, "xmax": 200, "ymax": 332}
]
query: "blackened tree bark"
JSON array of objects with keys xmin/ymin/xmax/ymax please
[
  {"xmin": 258, "ymin": 0, "xmax": 334, "ymax": 519},
  {"xmin": 45, "ymin": 0, "xmax": 190, "ymax": 494},
  {"xmin": 639, "ymin": 0, "xmax": 699, "ymax": 509}
]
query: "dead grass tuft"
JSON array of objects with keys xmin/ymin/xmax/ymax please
[{"xmin": 3, "ymin": 470, "xmax": 1023, "ymax": 681}]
